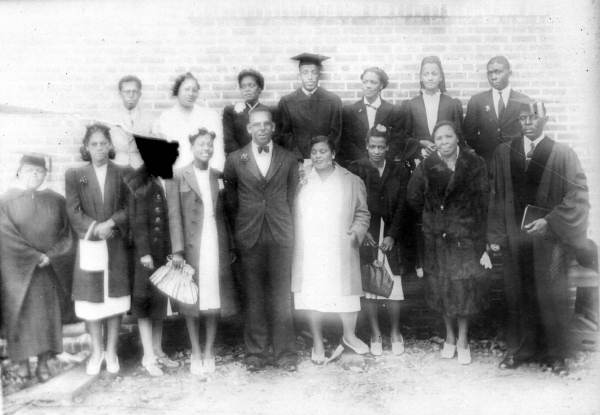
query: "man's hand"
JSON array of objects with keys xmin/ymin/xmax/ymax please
[
  {"xmin": 480, "ymin": 251, "xmax": 492, "ymax": 270},
  {"xmin": 363, "ymin": 232, "xmax": 377, "ymax": 247},
  {"xmin": 524, "ymin": 218, "xmax": 548, "ymax": 236},
  {"xmin": 38, "ymin": 254, "xmax": 50, "ymax": 268},
  {"xmin": 420, "ymin": 140, "xmax": 436, "ymax": 159},
  {"xmin": 489, "ymin": 243, "xmax": 501, "ymax": 252},
  {"xmin": 380, "ymin": 236, "xmax": 395, "ymax": 252},
  {"xmin": 140, "ymin": 255, "xmax": 155, "ymax": 270}
]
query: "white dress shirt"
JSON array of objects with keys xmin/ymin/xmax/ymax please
[
  {"xmin": 109, "ymin": 106, "xmax": 153, "ymax": 169},
  {"xmin": 492, "ymin": 86, "xmax": 511, "ymax": 119},
  {"xmin": 524, "ymin": 133, "xmax": 545, "ymax": 157},
  {"xmin": 302, "ymin": 86, "xmax": 318, "ymax": 97},
  {"xmin": 93, "ymin": 163, "xmax": 108, "ymax": 201},
  {"xmin": 364, "ymin": 96, "xmax": 381, "ymax": 129},
  {"xmin": 421, "ymin": 90, "xmax": 441, "ymax": 135},
  {"xmin": 251, "ymin": 141, "xmax": 273, "ymax": 177}
]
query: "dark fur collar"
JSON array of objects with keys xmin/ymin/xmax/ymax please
[{"xmin": 422, "ymin": 149, "xmax": 482, "ymax": 196}]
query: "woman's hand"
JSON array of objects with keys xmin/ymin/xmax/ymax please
[
  {"xmin": 380, "ymin": 236, "xmax": 395, "ymax": 252},
  {"xmin": 480, "ymin": 251, "xmax": 493, "ymax": 270},
  {"xmin": 38, "ymin": 254, "xmax": 50, "ymax": 268},
  {"xmin": 94, "ymin": 220, "xmax": 115, "ymax": 240},
  {"xmin": 230, "ymin": 249, "xmax": 237, "ymax": 264},
  {"xmin": 140, "ymin": 255, "xmax": 155, "ymax": 270},
  {"xmin": 363, "ymin": 232, "xmax": 377, "ymax": 247},
  {"xmin": 489, "ymin": 243, "xmax": 501, "ymax": 252},
  {"xmin": 347, "ymin": 230, "xmax": 360, "ymax": 248},
  {"xmin": 171, "ymin": 253, "xmax": 185, "ymax": 269},
  {"xmin": 420, "ymin": 140, "xmax": 436, "ymax": 159}
]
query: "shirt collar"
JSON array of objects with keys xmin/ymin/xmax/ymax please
[
  {"xmin": 421, "ymin": 90, "xmax": 441, "ymax": 100},
  {"xmin": 526, "ymin": 133, "xmax": 545, "ymax": 148},
  {"xmin": 302, "ymin": 86, "xmax": 318, "ymax": 97},
  {"xmin": 492, "ymin": 85, "xmax": 511, "ymax": 99},
  {"xmin": 252, "ymin": 140, "xmax": 272, "ymax": 152},
  {"xmin": 363, "ymin": 96, "xmax": 381, "ymax": 109}
]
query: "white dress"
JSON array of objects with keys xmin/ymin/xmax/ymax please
[
  {"xmin": 74, "ymin": 164, "xmax": 131, "ymax": 320},
  {"xmin": 152, "ymin": 105, "xmax": 225, "ymax": 172},
  {"xmin": 294, "ymin": 167, "xmax": 361, "ymax": 313},
  {"xmin": 193, "ymin": 167, "xmax": 221, "ymax": 311}
]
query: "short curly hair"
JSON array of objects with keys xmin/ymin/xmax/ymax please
[
  {"xmin": 361, "ymin": 67, "xmax": 389, "ymax": 90},
  {"xmin": 80, "ymin": 123, "xmax": 115, "ymax": 161},
  {"xmin": 171, "ymin": 72, "xmax": 200, "ymax": 97},
  {"xmin": 237, "ymin": 69, "xmax": 265, "ymax": 90},
  {"xmin": 189, "ymin": 127, "xmax": 216, "ymax": 145}
]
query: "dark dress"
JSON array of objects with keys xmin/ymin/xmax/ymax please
[
  {"xmin": 348, "ymin": 158, "xmax": 414, "ymax": 275},
  {"xmin": 407, "ymin": 150, "xmax": 489, "ymax": 317},
  {"xmin": 276, "ymin": 87, "xmax": 342, "ymax": 160},
  {"xmin": 126, "ymin": 168, "xmax": 171, "ymax": 319},
  {"xmin": 0, "ymin": 188, "xmax": 75, "ymax": 360}
]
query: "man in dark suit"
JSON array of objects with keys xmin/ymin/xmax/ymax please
[
  {"xmin": 464, "ymin": 56, "xmax": 530, "ymax": 167},
  {"xmin": 223, "ymin": 107, "xmax": 299, "ymax": 372},
  {"xmin": 338, "ymin": 67, "xmax": 404, "ymax": 166},
  {"xmin": 277, "ymin": 53, "xmax": 342, "ymax": 161}
]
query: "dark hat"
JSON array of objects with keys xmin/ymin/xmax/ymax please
[
  {"xmin": 19, "ymin": 153, "xmax": 50, "ymax": 171},
  {"xmin": 516, "ymin": 98, "xmax": 547, "ymax": 118},
  {"xmin": 291, "ymin": 53, "xmax": 330, "ymax": 67},
  {"xmin": 133, "ymin": 134, "xmax": 180, "ymax": 179}
]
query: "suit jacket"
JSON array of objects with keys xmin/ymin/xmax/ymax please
[
  {"xmin": 464, "ymin": 88, "xmax": 530, "ymax": 166},
  {"xmin": 402, "ymin": 93, "xmax": 464, "ymax": 160},
  {"xmin": 338, "ymin": 98, "xmax": 404, "ymax": 166},
  {"xmin": 65, "ymin": 161, "xmax": 130, "ymax": 302},
  {"xmin": 276, "ymin": 87, "xmax": 342, "ymax": 160},
  {"xmin": 223, "ymin": 142, "xmax": 299, "ymax": 250},
  {"xmin": 222, "ymin": 102, "xmax": 278, "ymax": 155},
  {"xmin": 165, "ymin": 164, "xmax": 238, "ymax": 317}
]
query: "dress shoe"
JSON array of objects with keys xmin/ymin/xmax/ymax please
[
  {"xmin": 16, "ymin": 361, "xmax": 31, "ymax": 379},
  {"xmin": 35, "ymin": 365, "xmax": 52, "ymax": 383},
  {"xmin": 341, "ymin": 337, "xmax": 369, "ymax": 355},
  {"xmin": 370, "ymin": 339, "xmax": 383, "ymax": 356},
  {"xmin": 203, "ymin": 356, "xmax": 216, "ymax": 374},
  {"xmin": 440, "ymin": 343, "xmax": 456, "ymax": 359},
  {"xmin": 391, "ymin": 335, "xmax": 405, "ymax": 355},
  {"xmin": 549, "ymin": 359, "xmax": 569, "ymax": 376},
  {"xmin": 278, "ymin": 360, "xmax": 297, "ymax": 372},
  {"xmin": 457, "ymin": 345, "xmax": 472, "ymax": 365},
  {"xmin": 156, "ymin": 354, "xmax": 179, "ymax": 368},
  {"xmin": 311, "ymin": 349, "xmax": 326, "ymax": 365},
  {"xmin": 86, "ymin": 352, "xmax": 105, "ymax": 376},
  {"xmin": 142, "ymin": 357, "xmax": 164, "ymax": 377},
  {"xmin": 245, "ymin": 357, "xmax": 266, "ymax": 373},
  {"xmin": 498, "ymin": 354, "xmax": 520, "ymax": 370},
  {"xmin": 105, "ymin": 354, "xmax": 120, "ymax": 374}
]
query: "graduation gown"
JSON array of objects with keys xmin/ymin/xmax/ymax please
[
  {"xmin": 487, "ymin": 137, "xmax": 589, "ymax": 357},
  {"xmin": 0, "ymin": 188, "xmax": 75, "ymax": 360},
  {"xmin": 277, "ymin": 87, "xmax": 342, "ymax": 160}
]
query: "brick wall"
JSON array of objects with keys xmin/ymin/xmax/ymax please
[{"xmin": 0, "ymin": 0, "xmax": 598, "ymax": 236}]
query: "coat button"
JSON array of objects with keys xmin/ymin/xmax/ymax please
[
  {"xmin": 153, "ymin": 226, "xmax": 161, "ymax": 233},
  {"xmin": 442, "ymin": 232, "xmax": 447, "ymax": 239},
  {"xmin": 154, "ymin": 207, "xmax": 161, "ymax": 213},
  {"xmin": 440, "ymin": 204, "xmax": 444, "ymax": 211},
  {"xmin": 155, "ymin": 217, "xmax": 161, "ymax": 224}
]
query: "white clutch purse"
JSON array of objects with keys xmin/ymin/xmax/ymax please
[{"xmin": 79, "ymin": 222, "xmax": 108, "ymax": 272}]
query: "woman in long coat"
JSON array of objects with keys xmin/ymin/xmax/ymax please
[
  {"xmin": 292, "ymin": 135, "xmax": 371, "ymax": 363},
  {"xmin": 401, "ymin": 56, "xmax": 464, "ymax": 164},
  {"xmin": 407, "ymin": 121, "xmax": 491, "ymax": 365},
  {"xmin": 0, "ymin": 154, "xmax": 75, "ymax": 382},
  {"xmin": 65, "ymin": 123, "xmax": 131, "ymax": 375},
  {"xmin": 166, "ymin": 128, "xmax": 238, "ymax": 376},
  {"xmin": 348, "ymin": 125, "xmax": 411, "ymax": 356}
]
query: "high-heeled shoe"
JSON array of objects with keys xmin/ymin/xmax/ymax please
[
  {"xmin": 311, "ymin": 349, "xmax": 326, "ymax": 365},
  {"xmin": 341, "ymin": 337, "xmax": 369, "ymax": 355},
  {"xmin": 391, "ymin": 336, "xmax": 405, "ymax": 355},
  {"xmin": 440, "ymin": 343, "xmax": 456, "ymax": 359},
  {"xmin": 142, "ymin": 357, "xmax": 164, "ymax": 377},
  {"xmin": 86, "ymin": 352, "xmax": 105, "ymax": 376},
  {"xmin": 457, "ymin": 345, "xmax": 471, "ymax": 365},
  {"xmin": 370, "ymin": 336, "xmax": 383, "ymax": 356},
  {"xmin": 203, "ymin": 356, "xmax": 216, "ymax": 374},
  {"xmin": 190, "ymin": 358, "xmax": 204, "ymax": 376},
  {"xmin": 105, "ymin": 354, "xmax": 120, "ymax": 374}
]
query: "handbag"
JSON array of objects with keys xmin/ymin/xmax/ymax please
[
  {"xmin": 79, "ymin": 221, "xmax": 108, "ymax": 272},
  {"xmin": 149, "ymin": 257, "xmax": 199, "ymax": 304},
  {"xmin": 361, "ymin": 220, "xmax": 394, "ymax": 298}
]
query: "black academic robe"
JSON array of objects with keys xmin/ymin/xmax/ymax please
[
  {"xmin": 487, "ymin": 136, "xmax": 589, "ymax": 358},
  {"xmin": 0, "ymin": 188, "xmax": 75, "ymax": 360},
  {"xmin": 338, "ymin": 99, "xmax": 404, "ymax": 166},
  {"xmin": 276, "ymin": 87, "xmax": 342, "ymax": 160}
]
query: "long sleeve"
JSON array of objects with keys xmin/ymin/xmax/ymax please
[
  {"xmin": 397, "ymin": 101, "xmax": 420, "ymax": 161},
  {"xmin": 165, "ymin": 177, "xmax": 185, "ymax": 255},
  {"xmin": 452, "ymin": 98, "xmax": 466, "ymax": 146},
  {"xmin": 329, "ymin": 96, "xmax": 343, "ymax": 148},
  {"xmin": 65, "ymin": 168, "xmax": 95, "ymax": 238},
  {"xmin": 287, "ymin": 158, "xmax": 300, "ymax": 214},
  {"xmin": 545, "ymin": 146, "xmax": 590, "ymax": 247},
  {"xmin": 388, "ymin": 103, "xmax": 407, "ymax": 162},
  {"xmin": 386, "ymin": 167, "xmax": 409, "ymax": 240},
  {"xmin": 131, "ymin": 188, "xmax": 151, "ymax": 258},
  {"xmin": 473, "ymin": 159, "xmax": 489, "ymax": 255},
  {"xmin": 406, "ymin": 164, "xmax": 426, "ymax": 214},
  {"xmin": 463, "ymin": 96, "xmax": 479, "ymax": 153},
  {"xmin": 486, "ymin": 148, "xmax": 508, "ymax": 247},
  {"xmin": 109, "ymin": 168, "xmax": 131, "ymax": 237},
  {"xmin": 209, "ymin": 109, "xmax": 226, "ymax": 172},
  {"xmin": 45, "ymin": 197, "xmax": 76, "ymax": 263},
  {"xmin": 275, "ymin": 98, "xmax": 293, "ymax": 151},
  {"xmin": 340, "ymin": 107, "xmax": 365, "ymax": 163},
  {"xmin": 349, "ymin": 176, "xmax": 371, "ymax": 244},
  {"xmin": 222, "ymin": 155, "xmax": 239, "ymax": 233},
  {"xmin": 222, "ymin": 107, "xmax": 240, "ymax": 154}
]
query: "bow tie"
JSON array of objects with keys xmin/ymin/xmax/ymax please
[
  {"xmin": 365, "ymin": 103, "xmax": 378, "ymax": 110},
  {"xmin": 258, "ymin": 145, "xmax": 270, "ymax": 154}
]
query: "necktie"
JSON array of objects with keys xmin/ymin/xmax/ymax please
[
  {"xmin": 525, "ymin": 141, "xmax": 535, "ymax": 169},
  {"xmin": 497, "ymin": 91, "xmax": 506, "ymax": 119},
  {"xmin": 258, "ymin": 145, "xmax": 269, "ymax": 154}
]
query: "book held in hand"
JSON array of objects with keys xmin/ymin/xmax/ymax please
[{"xmin": 520, "ymin": 204, "xmax": 550, "ymax": 231}]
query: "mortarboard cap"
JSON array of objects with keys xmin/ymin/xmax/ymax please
[
  {"xmin": 133, "ymin": 134, "xmax": 180, "ymax": 179},
  {"xmin": 517, "ymin": 99, "xmax": 547, "ymax": 118},
  {"xmin": 19, "ymin": 152, "xmax": 51, "ymax": 172},
  {"xmin": 290, "ymin": 53, "xmax": 330, "ymax": 67}
]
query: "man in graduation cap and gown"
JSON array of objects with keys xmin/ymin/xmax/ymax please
[
  {"xmin": 487, "ymin": 100, "xmax": 589, "ymax": 375},
  {"xmin": 277, "ymin": 53, "xmax": 343, "ymax": 161},
  {"xmin": 0, "ymin": 154, "xmax": 75, "ymax": 382}
]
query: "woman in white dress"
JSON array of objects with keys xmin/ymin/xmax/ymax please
[
  {"xmin": 292, "ymin": 135, "xmax": 371, "ymax": 364},
  {"xmin": 65, "ymin": 124, "xmax": 131, "ymax": 375},
  {"xmin": 167, "ymin": 128, "xmax": 238, "ymax": 376},
  {"xmin": 153, "ymin": 72, "xmax": 225, "ymax": 172}
]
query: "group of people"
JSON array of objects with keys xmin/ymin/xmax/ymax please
[{"xmin": 0, "ymin": 52, "xmax": 590, "ymax": 382}]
